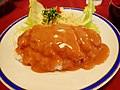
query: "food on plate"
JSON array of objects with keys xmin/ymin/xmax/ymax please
[
  {"xmin": 15, "ymin": 0, "xmax": 110, "ymax": 73},
  {"xmin": 16, "ymin": 24, "xmax": 109, "ymax": 72}
]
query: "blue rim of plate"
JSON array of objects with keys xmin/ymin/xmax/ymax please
[{"xmin": 0, "ymin": 8, "xmax": 120, "ymax": 90}]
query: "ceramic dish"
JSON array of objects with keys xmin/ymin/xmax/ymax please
[{"xmin": 0, "ymin": 8, "xmax": 120, "ymax": 90}]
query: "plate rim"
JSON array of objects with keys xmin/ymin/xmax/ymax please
[{"xmin": 0, "ymin": 8, "xmax": 120, "ymax": 90}]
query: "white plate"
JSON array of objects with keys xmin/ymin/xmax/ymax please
[{"xmin": 0, "ymin": 8, "xmax": 120, "ymax": 90}]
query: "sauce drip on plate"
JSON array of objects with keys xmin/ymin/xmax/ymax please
[{"xmin": 16, "ymin": 24, "xmax": 109, "ymax": 72}]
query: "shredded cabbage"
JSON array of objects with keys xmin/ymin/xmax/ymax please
[{"xmin": 57, "ymin": 10, "xmax": 83, "ymax": 26}]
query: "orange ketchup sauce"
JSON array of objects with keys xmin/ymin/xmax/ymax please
[{"xmin": 16, "ymin": 24, "xmax": 109, "ymax": 73}]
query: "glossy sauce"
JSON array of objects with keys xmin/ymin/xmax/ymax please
[{"xmin": 16, "ymin": 24, "xmax": 110, "ymax": 72}]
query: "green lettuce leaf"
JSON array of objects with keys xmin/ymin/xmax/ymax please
[
  {"xmin": 21, "ymin": 0, "xmax": 45, "ymax": 31},
  {"xmin": 20, "ymin": 0, "xmax": 100, "ymax": 34},
  {"xmin": 80, "ymin": 0, "xmax": 100, "ymax": 33},
  {"xmin": 26, "ymin": 0, "xmax": 44, "ymax": 25}
]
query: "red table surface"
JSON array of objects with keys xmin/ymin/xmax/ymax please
[{"xmin": 0, "ymin": 0, "xmax": 120, "ymax": 90}]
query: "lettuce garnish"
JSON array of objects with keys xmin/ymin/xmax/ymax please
[
  {"xmin": 80, "ymin": 0, "xmax": 100, "ymax": 33},
  {"xmin": 21, "ymin": 0, "xmax": 44, "ymax": 31},
  {"xmin": 20, "ymin": 0, "xmax": 100, "ymax": 33}
]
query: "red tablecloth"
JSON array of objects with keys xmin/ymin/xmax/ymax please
[{"xmin": 0, "ymin": 0, "xmax": 120, "ymax": 90}]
